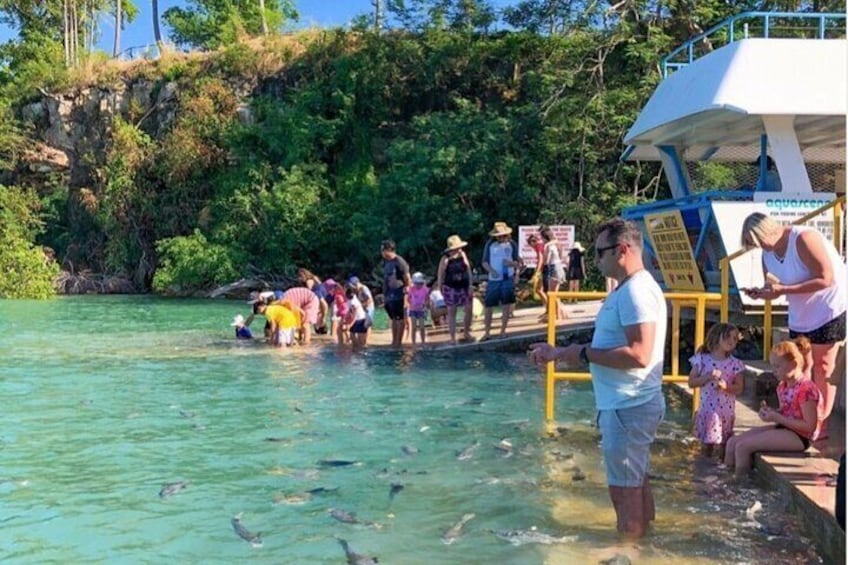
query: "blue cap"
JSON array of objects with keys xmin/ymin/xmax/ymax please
[
  {"xmin": 348, "ymin": 276, "xmax": 360, "ymax": 286},
  {"xmin": 274, "ymin": 290, "xmax": 283, "ymax": 300}
]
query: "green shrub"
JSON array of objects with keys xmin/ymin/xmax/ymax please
[
  {"xmin": 152, "ymin": 229, "xmax": 240, "ymax": 294},
  {"xmin": 0, "ymin": 185, "xmax": 59, "ymax": 299}
]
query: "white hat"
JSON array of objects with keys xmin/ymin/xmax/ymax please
[
  {"xmin": 572, "ymin": 241, "xmax": 585, "ymax": 252},
  {"xmin": 231, "ymin": 314, "xmax": 245, "ymax": 327},
  {"xmin": 412, "ymin": 272, "xmax": 426, "ymax": 284}
]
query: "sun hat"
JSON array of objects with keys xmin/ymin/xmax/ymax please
[
  {"xmin": 444, "ymin": 234, "xmax": 468, "ymax": 253},
  {"xmin": 247, "ymin": 291, "xmax": 260, "ymax": 304},
  {"xmin": 231, "ymin": 314, "xmax": 245, "ymax": 326},
  {"xmin": 572, "ymin": 241, "xmax": 585, "ymax": 252},
  {"xmin": 489, "ymin": 221, "xmax": 512, "ymax": 237},
  {"xmin": 412, "ymin": 272, "xmax": 426, "ymax": 284},
  {"xmin": 324, "ymin": 278, "xmax": 337, "ymax": 288}
]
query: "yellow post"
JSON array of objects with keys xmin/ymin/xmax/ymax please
[
  {"xmin": 671, "ymin": 301, "xmax": 681, "ymax": 378},
  {"xmin": 763, "ymin": 299, "xmax": 773, "ymax": 361},
  {"xmin": 545, "ymin": 295, "xmax": 556, "ymax": 421}
]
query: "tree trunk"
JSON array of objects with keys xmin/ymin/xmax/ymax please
[
  {"xmin": 152, "ymin": 0, "xmax": 164, "ymax": 51},
  {"xmin": 63, "ymin": 0, "xmax": 70, "ymax": 67},
  {"xmin": 373, "ymin": 0, "xmax": 383, "ymax": 31},
  {"xmin": 258, "ymin": 0, "xmax": 269, "ymax": 35},
  {"xmin": 113, "ymin": 0, "xmax": 122, "ymax": 57}
]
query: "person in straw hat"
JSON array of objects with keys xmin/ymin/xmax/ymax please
[
  {"xmin": 436, "ymin": 234, "xmax": 475, "ymax": 345},
  {"xmin": 480, "ymin": 221, "xmax": 523, "ymax": 341}
]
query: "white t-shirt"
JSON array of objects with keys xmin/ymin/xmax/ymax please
[
  {"xmin": 590, "ymin": 270, "xmax": 667, "ymax": 410},
  {"xmin": 349, "ymin": 295, "xmax": 367, "ymax": 322}
]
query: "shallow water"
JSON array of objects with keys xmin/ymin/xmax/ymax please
[{"xmin": 0, "ymin": 297, "xmax": 821, "ymax": 563}]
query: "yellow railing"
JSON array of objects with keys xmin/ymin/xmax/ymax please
[
  {"xmin": 542, "ymin": 290, "xmax": 722, "ymax": 422},
  {"xmin": 719, "ymin": 196, "xmax": 845, "ymax": 361}
]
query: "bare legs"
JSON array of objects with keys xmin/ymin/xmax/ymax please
[
  {"xmin": 724, "ymin": 426, "xmax": 805, "ymax": 478},
  {"xmin": 547, "ymin": 277, "xmax": 566, "ymax": 320},
  {"xmin": 609, "ymin": 477, "xmax": 655, "ymax": 539},
  {"xmin": 482, "ymin": 304, "xmax": 512, "ymax": 340},
  {"xmin": 810, "ymin": 341, "xmax": 842, "ymax": 431}
]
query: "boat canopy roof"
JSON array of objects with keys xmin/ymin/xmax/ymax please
[{"xmin": 623, "ymin": 38, "xmax": 846, "ymax": 163}]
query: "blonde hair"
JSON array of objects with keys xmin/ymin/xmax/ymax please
[
  {"xmin": 740, "ymin": 212, "xmax": 782, "ymax": 248},
  {"xmin": 696, "ymin": 323, "xmax": 738, "ymax": 354},
  {"xmin": 771, "ymin": 337, "xmax": 811, "ymax": 370}
]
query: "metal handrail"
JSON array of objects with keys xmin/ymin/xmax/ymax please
[
  {"xmin": 719, "ymin": 196, "xmax": 846, "ymax": 359},
  {"xmin": 542, "ymin": 290, "xmax": 722, "ymax": 422},
  {"xmin": 662, "ymin": 11, "xmax": 846, "ymax": 77}
]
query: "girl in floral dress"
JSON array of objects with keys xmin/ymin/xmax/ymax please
[{"xmin": 688, "ymin": 323, "xmax": 745, "ymax": 459}]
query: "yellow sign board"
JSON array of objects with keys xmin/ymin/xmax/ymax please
[{"xmin": 645, "ymin": 210, "xmax": 704, "ymax": 291}]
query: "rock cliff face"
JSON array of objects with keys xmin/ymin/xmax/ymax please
[{"xmin": 17, "ymin": 79, "xmax": 181, "ymax": 185}]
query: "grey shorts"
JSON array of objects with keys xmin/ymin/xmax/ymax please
[{"xmin": 598, "ymin": 393, "xmax": 665, "ymax": 487}]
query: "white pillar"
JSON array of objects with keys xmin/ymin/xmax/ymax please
[{"xmin": 762, "ymin": 115, "xmax": 813, "ymax": 194}]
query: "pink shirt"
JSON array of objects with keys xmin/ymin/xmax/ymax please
[
  {"xmin": 408, "ymin": 285, "xmax": 429, "ymax": 313},
  {"xmin": 777, "ymin": 378, "xmax": 823, "ymax": 440}
]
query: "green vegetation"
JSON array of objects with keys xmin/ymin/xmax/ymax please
[{"xmin": 0, "ymin": 0, "xmax": 843, "ymax": 296}]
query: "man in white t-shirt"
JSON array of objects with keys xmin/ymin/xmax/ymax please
[{"xmin": 529, "ymin": 218, "xmax": 667, "ymax": 539}]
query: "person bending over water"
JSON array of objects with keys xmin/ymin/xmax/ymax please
[{"xmin": 724, "ymin": 337, "xmax": 822, "ymax": 479}]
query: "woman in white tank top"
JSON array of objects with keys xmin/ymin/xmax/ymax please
[{"xmin": 741, "ymin": 212, "xmax": 846, "ymax": 434}]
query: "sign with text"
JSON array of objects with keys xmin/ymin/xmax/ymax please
[
  {"xmin": 644, "ymin": 210, "xmax": 704, "ymax": 291},
  {"xmin": 517, "ymin": 225, "xmax": 575, "ymax": 268},
  {"xmin": 753, "ymin": 192, "xmax": 836, "ymax": 242}
]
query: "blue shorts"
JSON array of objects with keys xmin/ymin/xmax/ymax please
[
  {"xmin": 484, "ymin": 279, "xmax": 516, "ymax": 308},
  {"xmin": 350, "ymin": 319, "xmax": 368, "ymax": 334},
  {"xmin": 409, "ymin": 310, "xmax": 427, "ymax": 320},
  {"xmin": 598, "ymin": 393, "xmax": 665, "ymax": 487}
]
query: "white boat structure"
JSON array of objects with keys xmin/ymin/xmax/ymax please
[{"xmin": 620, "ymin": 11, "xmax": 846, "ymax": 313}]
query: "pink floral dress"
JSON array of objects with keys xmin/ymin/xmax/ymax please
[{"xmin": 689, "ymin": 352, "xmax": 745, "ymax": 445}]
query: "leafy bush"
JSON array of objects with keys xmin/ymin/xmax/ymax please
[
  {"xmin": 0, "ymin": 185, "xmax": 59, "ymax": 299},
  {"xmin": 152, "ymin": 229, "xmax": 240, "ymax": 294}
]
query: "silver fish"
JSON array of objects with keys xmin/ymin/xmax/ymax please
[
  {"xmin": 158, "ymin": 480, "xmax": 189, "ymax": 498},
  {"xmin": 491, "ymin": 528, "xmax": 578, "ymax": 546},
  {"xmin": 231, "ymin": 514, "xmax": 262, "ymax": 547},
  {"xmin": 389, "ymin": 482, "xmax": 404, "ymax": 500},
  {"xmin": 442, "ymin": 513, "xmax": 475, "ymax": 545},
  {"xmin": 338, "ymin": 538, "xmax": 379, "ymax": 565},
  {"xmin": 401, "ymin": 445, "xmax": 419, "ymax": 456},
  {"xmin": 455, "ymin": 441, "xmax": 480, "ymax": 461},
  {"xmin": 319, "ymin": 459, "xmax": 358, "ymax": 467}
]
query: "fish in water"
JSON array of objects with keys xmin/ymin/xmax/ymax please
[
  {"xmin": 159, "ymin": 480, "xmax": 189, "ymax": 498},
  {"xmin": 389, "ymin": 482, "xmax": 404, "ymax": 500},
  {"xmin": 746, "ymin": 500, "xmax": 763, "ymax": 521},
  {"xmin": 337, "ymin": 538, "xmax": 379, "ymax": 565},
  {"xmin": 318, "ymin": 459, "xmax": 358, "ymax": 467},
  {"xmin": 401, "ymin": 445, "xmax": 419, "ymax": 456},
  {"xmin": 328, "ymin": 508, "xmax": 380, "ymax": 528},
  {"xmin": 599, "ymin": 555, "xmax": 632, "ymax": 565},
  {"xmin": 463, "ymin": 397, "xmax": 485, "ymax": 406},
  {"xmin": 231, "ymin": 514, "xmax": 262, "ymax": 547},
  {"xmin": 494, "ymin": 439, "xmax": 513, "ymax": 457},
  {"xmin": 442, "ymin": 513, "xmax": 475, "ymax": 545},
  {"xmin": 491, "ymin": 528, "xmax": 578, "ymax": 546},
  {"xmin": 455, "ymin": 441, "xmax": 480, "ymax": 461},
  {"xmin": 306, "ymin": 486, "xmax": 339, "ymax": 495}
]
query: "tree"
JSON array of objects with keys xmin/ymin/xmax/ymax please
[
  {"xmin": 163, "ymin": 0, "xmax": 298, "ymax": 50},
  {"xmin": 152, "ymin": 0, "xmax": 163, "ymax": 50}
]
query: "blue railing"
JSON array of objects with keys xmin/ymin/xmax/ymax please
[{"xmin": 662, "ymin": 11, "xmax": 846, "ymax": 77}]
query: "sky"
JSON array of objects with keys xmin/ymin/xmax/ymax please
[{"xmin": 0, "ymin": 1, "xmax": 516, "ymax": 55}]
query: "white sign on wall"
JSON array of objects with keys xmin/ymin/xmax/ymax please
[
  {"xmin": 517, "ymin": 225, "xmax": 575, "ymax": 268},
  {"xmin": 711, "ymin": 193, "xmax": 837, "ymax": 308}
]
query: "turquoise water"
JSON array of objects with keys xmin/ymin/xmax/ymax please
[{"xmin": 0, "ymin": 297, "xmax": 821, "ymax": 563}]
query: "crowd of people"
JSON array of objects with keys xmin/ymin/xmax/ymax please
[{"xmin": 230, "ymin": 220, "xmax": 593, "ymax": 349}]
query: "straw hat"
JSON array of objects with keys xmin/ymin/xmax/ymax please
[
  {"xmin": 572, "ymin": 241, "xmax": 585, "ymax": 252},
  {"xmin": 444, "ymin": 234, "xmax": 468, "ymax": 253},
  {"xmin": 489, "ymin": 221, "xmax": 512, "ymax": 237}
]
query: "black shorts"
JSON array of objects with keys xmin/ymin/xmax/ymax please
[
  {"xmin": 790, "ymin": 311, "xmax": 846, "ymax": 344},
  {"xmin": 385, "ymin": 299, "xmax": 405, "ymax": 321}
]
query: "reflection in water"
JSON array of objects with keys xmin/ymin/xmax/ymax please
[{"xmin": 0, "ymin": 297, "xmax": 823, "ymax": 563}]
